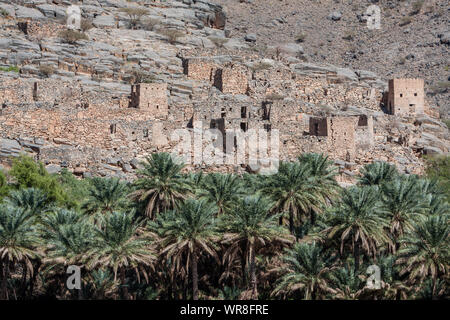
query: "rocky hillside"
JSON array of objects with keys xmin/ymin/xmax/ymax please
[
  {"xmin": 210, "ymin": 0, "xmax": 450, "ymax": 116},
  {"xmin": 0, "ymin": 0, "xmax": 448, "ymax": 181}
]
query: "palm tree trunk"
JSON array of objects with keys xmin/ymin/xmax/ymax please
[
  {"xmin": 249, "ymin": 242, "xmax": 257, "ymax": 300},
  {"xmin": 191, "ymin": 247, "xmax": 199, "ymax": 300},
  {"xmin": 432, "ymin": 277, "xmax": 436, "ymax": 300},
  {"xmin": 28, "ymin": 260, "xmax": 41, "ymax": 299},
  {"xmin": 289, "ymin": 211, "xmax": 294, "ymax": 234},
  {"xmin": 120, "ymin": 268, "xmax": 129, "ymax": 300},
  {"xmin": 354, "ymin": 241, "xmax": 360, "ymax": 273},
  {"xmin": 2, "ymin": 262, "xmax": 10, "ymax": 300},
  {"xmin": 310, "ymin": 210, "xmax": 317, "ymax": 225},
  {"xmin": 20, "ymin": 261, "xmax": 27, "ymax": 299},
  {"xmin": 0, "ymin": 260, "xmax": 5, "ymax": 300}
]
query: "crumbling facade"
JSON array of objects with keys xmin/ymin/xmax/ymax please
[
  {"xmin": 214, "ymin": 63, "xmax": 249, "ymax": 95},
  {"xmin": 130, "ymin": 83, "xmax": 168, "ymax": 119},
  {"xmin": 387, "ymin": 78, "xmax": 424, "ymax": 116},
  {"xmin": 18, "ymin": 20, "xmax": 65, "ymax": 40},
  {"xmin": 183, "ymin": 57, "xmax": 218, "ymax": 83},
  {"xmin": 308, "ymin": 115, "xmax": 374, "ymax": 162},
  {"xmin": 0, "ymin": 55, "xmax": 434, "ymax": 180}
]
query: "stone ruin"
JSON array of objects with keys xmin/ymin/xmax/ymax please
[
  {"xmin": 130, "ymin": 83, "xmax": 168, "ymax": 119},
  {"xmin": 386, "ymin": 78, "xmax": 424, "ymax": 116},
  {"xmin": 0, "ymin": 59, "xmax": 436, "ymax": 180},
  {"xmin": 309, "ymin": 115, "xmax": 374, "ymax": 162},
  {"xmin": 17, "ymin": 20, "xmax": 65, "ymax": 40}
]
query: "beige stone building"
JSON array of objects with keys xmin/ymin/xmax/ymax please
[
  {"xmin": 130, "ymin": 83, "xmax": 168, "ymax": 119},
  {"xmin": 387, "ymin": 78, "xmax": 424, "ymax": 116}
]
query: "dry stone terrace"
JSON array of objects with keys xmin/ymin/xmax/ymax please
[{"xmin": 0, "ymin": 0, "xmax": 448, "ymax": 184}]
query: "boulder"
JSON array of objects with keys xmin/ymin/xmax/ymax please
[
  {"xmin": 328, "ymin": 11, "xmax": 342, "ymax": 21},
  {"xmin": 15, "ymin": 6, "xmax": 45, "ymax": 19}
]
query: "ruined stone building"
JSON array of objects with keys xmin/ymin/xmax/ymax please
[
  {"xmin": 308, "ymin": 115, "xmax": 374, "ymax": 162},
  {"xmin": 129, "ymin": 83, "xmax": 168, "ymax": 119},
  {"xmin": 387, "ymin": 78, "xmax": 424, "ymax": 116},
  {"xmin": 0, "ymin": 54, "xmax": 436, "ymax": 180}
]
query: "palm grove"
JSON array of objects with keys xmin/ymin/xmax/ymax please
[{"xmin": 0, "ymin": 153, "xmax": 448, "ymax": 300}]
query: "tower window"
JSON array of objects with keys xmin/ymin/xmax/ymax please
[
  {"xmin": 399, "ymin": 93, "xmax": 403, "ymax": 97},
  {"xmin": 110, "ymin": 124, "xmax": 117, "ymax": 134},
  {"xmin": 414, "ymin": 93, "xmax": 417, "ymax": 96}
]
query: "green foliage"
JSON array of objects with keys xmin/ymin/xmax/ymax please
[
  {"xmin": 131, "ymin": 153, "xmax": 190, "ymax": 219},
  {"xmin": 59, "ymin": 29, "xmax": 88, "ymax": 44},
  {"xmin": 0, "ymin": 169, "xmax": 8, "ymax": 199},
  {"xmin": 0, "ymin": 153, "xmax": 448, "ymax": 300},
  {"xmin": 424, "ymin": 155, "xmax": 450, "ymax": 201},
  {"xmin": 8, "ymin": 155, "xmax": 72, "ymax": 207},
  {"xmin": 397, "ymin": 214, "xmax": 449, "ymax": 293},
  {"xmin": 358, "ymin": 161, "xmax": 398, "ymax": 186},
  {"xmin": 0, "ymin": 65, "xmax": 19, "ymax": 73},
  {"xmin": 57, "ymin": 169, "xmax": 91, "ymax": 209},
  {"xmin": 82, "ymin": 177, "xmax": 130, "ymax": 216},
  {"xmin": 273, "ymin": 242, "xmax": 333, "ymax": 300},
  {"xmin": 0, "ymin": 8, "xmax": 10, "ymax": 17}
]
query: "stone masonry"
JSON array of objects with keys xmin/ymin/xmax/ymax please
[
  {"xmin": 130, "ymin": 83, "xmax": 168, "ymax": 119},
  {"xmin": 387, "ymin": 78, "xmax": 424, "ymax": 116}
]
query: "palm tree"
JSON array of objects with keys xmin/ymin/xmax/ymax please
[
  {"xmin": 198, "ymin": 173, "xmax": 246, "ymax": 216},
  {"xmin": 358, "ymin": 161, "xmax": 398, "ymax": 186},
  {"xmin": 131, "ymin": 153, "xmax": 191, "ymax": 219},
  {"xmin": 82, "ymin": 177, "xmax": 129, "ymax": 216},
  {"xmin": 272, "ymin": 242, "xmax": 334, "ymax": 300},
  {"xmin": 0, "ymin": 170, "xmax": 8, "ymax": 199},
  {"xmin": 261, "ymin": 161, "xmax": 322, "ymax": 234},
  {"xmin": 40, "ymin": 209, "xmax": 94, "ymax": 299},
  {"xmin": 220, "ymin": 196, "xmax": 292, "ymax": 299},
  {"xmin": 0, "ymin": 205, "xmax": 40, "ymax": 300},
  {"xmin": 4, "ymin": 187, "xmax": 50, "ymax": 214},
  {"xmin": 416, "ymin": 278, "xmax": 447, "ymax": 300},
  {"xmin": 150, "ymin": 200, "xmax": 219, "ymax": 300},
  {"xmin": 381, "ymin": 176, "xmax": 428, "ymax": 252},
  {"xmin": 325, "ymin": 265, "xmax": 365, "ymax": 300},
  {"xmin": 298, "ymin": 153, "xmax": 340, "ymax": 224},
  {"xmin": 85, "ymin": 269, "xmax": 120, "ymax": 299},
  {"xmin": 325, "ymin": 186, "xmax": 389, "ymax": 273},
  {"xmin": 396, "ymin": 214, "xmax": 449, "ymax": 299},
  {"xmin": 41, "ymin": 209, "xmax": 93, "ymax": 264},
  {"xmin": 184, "ymin": 172, "xmax": 205, "ymax": 196},
  {"xmin": 86, "ymin": 211, "xmax": 155, "ymax": 299}
]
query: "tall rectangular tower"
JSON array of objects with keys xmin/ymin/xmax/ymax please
[
  {"xmin": 130, "ymin": 83, "xmax": 168, "ymax": 119},
  {"xmin": 387, "ymin": 78, "xmax": 424, "ymax": 116}
]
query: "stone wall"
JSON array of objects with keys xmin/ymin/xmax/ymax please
[
  {"xmin": 387, "ymin": 78, "xmax": 424, "ymax": 116},
  {"xmin": 307, "ymin": 115, "xmax": 374, "ymax": 162},
  {"xmin": 183, "ymin": 57, "xmax": 218, "ymax": 83},
  {"xmin": 130, "ymin": 83, "xmax": 168, "ymax": 119},
  {"xmin": 18, "ymin": 20, "xmax": 65, "ymax": 40},
  {"xmin": 215, "ymin": 63, "xmax": 249, "ymax": 95}
]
